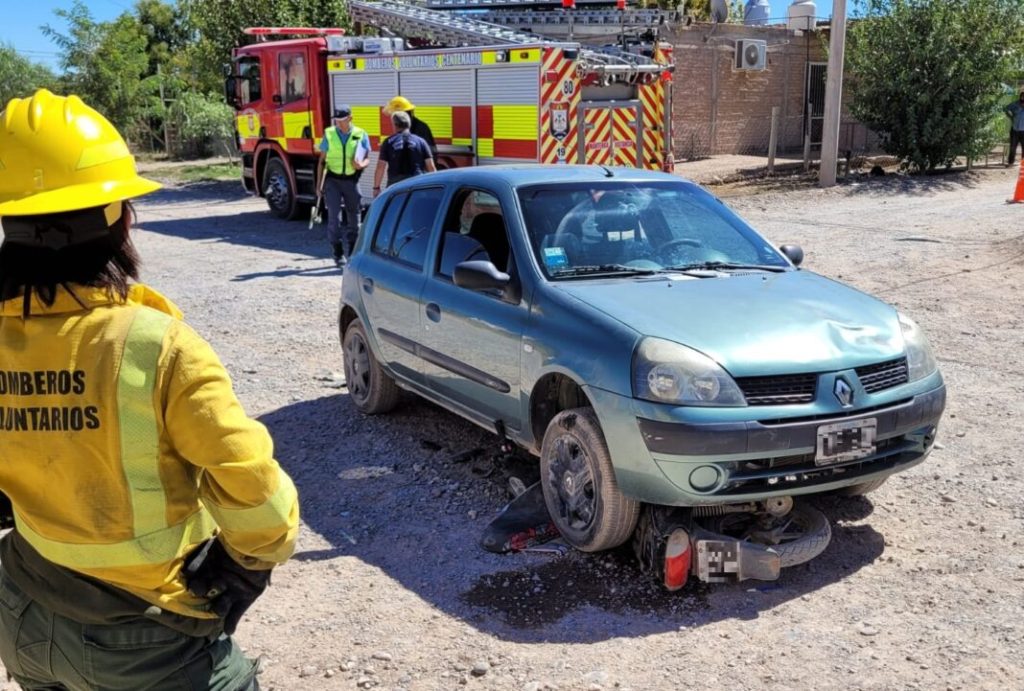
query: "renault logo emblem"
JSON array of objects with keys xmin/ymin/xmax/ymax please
[{"xmin": 834, "ymin": 378, "xmax": 854, "ymax": 407}]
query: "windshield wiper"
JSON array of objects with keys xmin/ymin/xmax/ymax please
[
  {"xmin": 552, "ymin": 264, "xmax": 657, "ymax": 278},
  {"xmin": 667, "ymin": 261, "xmax": 787, "ymax": 273}
]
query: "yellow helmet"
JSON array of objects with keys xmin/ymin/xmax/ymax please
[
  {"xmin": 383, "ymin": 95, "xmax": 415, "ymax": 115},
  {"xmin": 0, "ymin": 89, "xmax": 160, "ymax": 217}
]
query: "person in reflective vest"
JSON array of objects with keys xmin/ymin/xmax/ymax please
[
  {"xmin": 0, "ymin": 90, "xmax": 299, "ymax": 690},
  {"xmin": 317, "ymin": 105, "xmax": 370, "ymax": 267}
]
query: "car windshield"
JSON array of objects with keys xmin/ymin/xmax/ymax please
[{"xmin": 517, "ymin": 181, "xmax": 791, "ymax": 279}]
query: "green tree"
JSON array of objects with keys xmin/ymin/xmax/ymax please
[
  {"xmin": 848, "ymin": 0, "xmax": 1024, "ymax": 172},
  {"xmin": 135, "ymin": 0, "xmax": 191, "ymax": 78},
  {"xmin": 43, "ymin": 1, "xmax": 156, "ymax": 142},
  {"xmin": 185, "ymin": 0, "xmax": 349, "ymax": 89},
  {"xmin": 0, "ymin": 44, "xmax": 58, "ymax": 105}
]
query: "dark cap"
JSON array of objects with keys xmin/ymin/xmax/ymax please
[{"xmin": 334, "ymin": 105, "xmax": 352, "ymax": 119}]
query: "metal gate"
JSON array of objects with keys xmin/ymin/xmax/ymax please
[
  {"xmin": 805, "ymin": 62, "xmax": 827, "ymax": 146},
  {"xmin": 611, "ymin": 105, "xmax": 639, "ymax": 167}
]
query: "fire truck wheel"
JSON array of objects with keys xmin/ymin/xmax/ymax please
[{"xmin": 262, "ymin": 157, "xmax": 299, "ymax": 220}]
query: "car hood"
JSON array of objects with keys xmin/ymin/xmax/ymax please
[{"xmin": 556, "ymin": 270, "xmax": 905, "ymax": 376}]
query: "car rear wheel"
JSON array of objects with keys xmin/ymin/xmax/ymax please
[
  {"xmin": 539, "ymin": 407, "xmax": 639, "ymax": 552},
  {"xmin": 342, "ymin": 320, "xmax": 400, "ymax": 414}
]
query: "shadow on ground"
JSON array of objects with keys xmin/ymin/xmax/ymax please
[
  {"xmin": 712, "ymin": 166, "xmax": 990, "ymax": 199},
  {"xmin": 134, "ymin": 183, "xmax": 332, "ymax": 262},
  {"xmin": 262, "ymin": 392, "xmax": 886, "ymax": 644}
]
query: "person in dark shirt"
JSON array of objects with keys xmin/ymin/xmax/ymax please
[
  {"xmin": 1005, "ymin": 91, "xmax": 1024, "ymax": 166},
  {"xmin": 385, "ymin": 96, "xmax": 437, "ymax": 158},
  {"xmin": 373, "ymin": 111, "xmax": 436, "ymax": 194}
]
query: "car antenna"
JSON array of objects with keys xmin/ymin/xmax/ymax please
[{"xmin": 599, "ymin": 165, "xmax": 614, "ymax": 177}]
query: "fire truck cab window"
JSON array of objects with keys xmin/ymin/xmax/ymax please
[
  {"xmin": 278, "ymin": 52, "xmax": 308, "ymax": 104},
  {"xmin": 238, "ymin": 59, "xmax": 261, "ymax": 104},
  {"xmin": 438, "ymin": 189, "xmax": 511, "ymax": 275}
]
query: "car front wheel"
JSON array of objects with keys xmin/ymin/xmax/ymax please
[
  {"xmin": 342, "ymin": 320, "xmax": 400, "ymax": 414},
  {"xmin": 540, "ymin": 407, "xmax": 640, "ymax": 552}
]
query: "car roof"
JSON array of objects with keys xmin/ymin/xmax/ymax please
[{"xmin": 413, "ymin": 165, "xmax": 692, "ymax": 189}]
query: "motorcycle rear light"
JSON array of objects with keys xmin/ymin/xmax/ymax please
[{"xmin": 664, "ymin": 528, "xmax": 691, "ymax": 591}]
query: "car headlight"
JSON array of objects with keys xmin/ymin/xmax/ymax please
[
  {"xmin": 898, "ymin": 312, "xmax": 938, "ymax": 382},
  {"xmin": 632, "ymin": 337, "xmax": 746, "ymax": 406}
]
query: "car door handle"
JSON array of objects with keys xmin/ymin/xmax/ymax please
[
  {"xmin": 425, "ymin": 303, "xmax": 441, "ymax": 322},
  {"xmin": 362, "ymin": 278, "xmax": 374, "ymax": 294}
]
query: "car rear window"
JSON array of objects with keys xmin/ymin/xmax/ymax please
[
  {"xmin": 372, "ymin": 193, "xmax": 407, "ymax": 255},
  {"xmin": 372, "ymin": 187, "xmax": 445, "ymax": 270}
]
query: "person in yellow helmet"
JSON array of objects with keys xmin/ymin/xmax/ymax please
[
  {"xmin": 384, "ymin": 95, "xmax": 437, "ymax": 158},
  {"xmin": 0, "ymin": 89, "xmax": 299, "ymax": 689}
]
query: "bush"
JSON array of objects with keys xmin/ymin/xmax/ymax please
[
  {"xmin": 167, "ymin": 91, "xmax": 235, "ymax": 159},
  {"xmin": 848, "ymin": 0, "xmax": 1024, "ymax": 172}
]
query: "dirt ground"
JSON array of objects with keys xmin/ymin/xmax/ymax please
[{"xmin": 3, "ymin": 164, "xmax": 1023, "ymax": 690}]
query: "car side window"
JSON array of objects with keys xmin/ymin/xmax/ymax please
[
  {"xmin": 437, "ymin": 189, "xmax": 511, "ymax": 278},
  {"xmin": 389, "ymin": 187, "xmax": 445, "ymax": 269},
  {"xmin": 372, "ymin": 193, "xmax": 407, "ymax": 255}
]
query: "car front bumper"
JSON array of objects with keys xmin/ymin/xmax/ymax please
[{"xmin": 586, "ymin": 382, "xmax": 946, "ymax": 506}]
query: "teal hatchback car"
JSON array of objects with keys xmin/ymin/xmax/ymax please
[{"xmin": 339, "ymin": 165, "xmax": 945, "ymax": 580}]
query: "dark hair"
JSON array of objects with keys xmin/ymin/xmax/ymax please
[{"xmin": 0, "ymin": 201, "xmax": 140, "ymax": 317}]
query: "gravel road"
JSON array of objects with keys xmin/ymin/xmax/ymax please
[{"xmin": 3, "ymin": 165, "xmax": 1022, "ymax": 690}]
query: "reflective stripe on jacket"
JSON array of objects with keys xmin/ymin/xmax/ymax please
[
  {"xmin": 0, "ymin": 284, "xmax": 299, "ymax": 619},
  {"xmin": 324, "ymin": 125, "xmax": 367, "ymax": 176}
]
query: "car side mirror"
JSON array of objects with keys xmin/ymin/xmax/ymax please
[
  {"xmin": 453, "ymin": 260, "xmax": 511, "ymax": 292},
  {"xmin": 780, "ymin": 244, "xmax": 804, "ymax": 266}
]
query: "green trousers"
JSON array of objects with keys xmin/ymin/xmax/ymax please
[{"xmin": 0, "ymin": 573, "xmax": 259, "ymax": 690}]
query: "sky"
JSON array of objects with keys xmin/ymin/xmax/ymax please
[
  {"xmin": 2, "ymin": 0, "xmax": 126, "ymax": 68},
  {"xmin": 2, "ymin": 0, "xmax": 836, "ymax": 70}
]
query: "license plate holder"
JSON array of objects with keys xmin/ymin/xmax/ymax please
[
  {"xmin": 695, "ymin": 539, "xmax": 740, "ymax": 583},
  {"xmin": 815, "ymin": 417, "xmax": 877, "ymax": 465}
]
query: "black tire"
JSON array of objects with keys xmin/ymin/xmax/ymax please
[
  {"xmin": 706, "ymin": 504, "xmax": 832, "ymax": 568},
  {"xmin": 262, "ymin": 158, "xmax": 300, "ymax": 220},
  {"xmin": 539, "ymin": 408, "xmax": 639, "ymax": 552},
  {"xmin": 836, "ymin": 477, "xmax": 888, "ymax": 496},
  {"xmin": 342, "ymin": 320, "xmax": 400, "ymax": 414}
]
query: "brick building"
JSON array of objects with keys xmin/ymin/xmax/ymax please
[
  {"xmin": 474, "ymin": 10, "xmax": 879, "ymax": 162},
  {"xmin": 668, "ymin": 21, "xmax": 879, "ymax": 161}
]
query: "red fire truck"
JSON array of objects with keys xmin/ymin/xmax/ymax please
[{"xmin": 224, "ymin": 0, "xmax": 674, "ymax": 219}]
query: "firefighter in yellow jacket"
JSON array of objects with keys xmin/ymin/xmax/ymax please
[{"xmin": 0, "ymin": 90, "xmax": 299, "ymax": 689}]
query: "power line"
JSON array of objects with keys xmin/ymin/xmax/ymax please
[{"xmin": 9, "ymin": 49, "xmax": 61, "ymax": 56}]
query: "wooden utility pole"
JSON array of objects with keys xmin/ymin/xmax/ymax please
[
  {"xmin": 819, "ymin": 0, "xmax": 847, "ymax": 187},
  {"xmin": 158, "ymin": 63, "xmax": 170, "ymax": 156},
  {"xmin": 767, "ymin": 106, "xmax": 780, "ymax": 174}
]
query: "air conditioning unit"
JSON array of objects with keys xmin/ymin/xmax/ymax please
[{"xmin": 734, "ymin": 39, "xmax": 767, "ymax": 71}]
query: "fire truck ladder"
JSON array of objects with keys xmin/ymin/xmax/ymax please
[
  {"xmin": 348, "ymin": 0, "xmax": 539, "ymax": 46},
  {"xmin": 423, "ymin": 0, "xmax": 681, "ymax": 29},
  {"xmin": 347, "ymin": 0, "xmax": 668, "ymax": 83}
]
